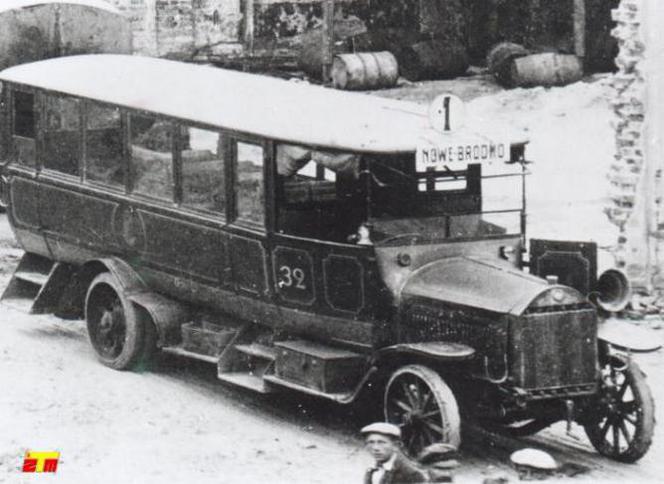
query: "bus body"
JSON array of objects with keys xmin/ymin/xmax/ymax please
[{"xmin": 0, "ymin": 55, "xmax": 656, "ymax": 461}]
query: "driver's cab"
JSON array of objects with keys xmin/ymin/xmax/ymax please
[
  {"xmin": 269, "ymin": 133, "xmax": 528, "ymax": 321},
  {"xmin": 273, "ymin": 142, "xmax": 526, "ymax": 244}
]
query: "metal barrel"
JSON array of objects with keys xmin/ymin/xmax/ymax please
[
  {"xmin": 331, "ymin": 51, "xmax": 399, "ymax": 90},
  {"xmin": 487, "ymin": 42, "xmax": 530, "ymax": 86},
  {"xmin": 399, "ymin": 40, "xmax": 468, "ymax": 81},
  {"xmin": 510, "ymin": 53, "xmax": 584, "ymax": 87}
]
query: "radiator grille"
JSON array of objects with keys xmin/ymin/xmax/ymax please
[{"xmin": 510, "ymin": 309, "xmax": 597, "ymax": 391}]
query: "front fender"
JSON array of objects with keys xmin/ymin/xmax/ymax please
[
  {"xmin": 598, "ymin": 318, "xmax": 662, "ymax": 353},
  {"xmin": 376, "ymin": 342, "xmax": 475, "ymax": 362}
]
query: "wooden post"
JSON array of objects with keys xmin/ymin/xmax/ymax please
[
  {"xmin": 321, "ymin": 0, "xmax": 335, "ymax": 82},
  {"xmin": 243, "ymin": 0, "xmax": 254, "ymax": 54},
  {"xmin": 573, "ymin": 0, "xmax": 586, "ymax": 59}
]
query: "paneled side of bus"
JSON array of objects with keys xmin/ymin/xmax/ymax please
[
  {"xmin": 0, "ymin": 83, "xmax": 383, "ymax": 347},
  {"xmin": 0, "ymin": 84, "xmax": 263, "ymax": 317}
]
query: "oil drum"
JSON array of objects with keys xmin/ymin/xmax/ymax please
[
  {"xmin": 331, "ymin": 51, "xmax": 399, "ymax": 90},
  {"xmin": 510, "ymin": 53, "xmax": 583, "ymax": 87},
  {"xmin": 487, "ymin": 42, "xmax": 530, "ymax": 86}
]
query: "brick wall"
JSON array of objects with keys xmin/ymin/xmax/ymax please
[
  {"xmin": 110, "ymin": 0, "xmax": 241, "ymax": 57},
  {"xmin": 607, "ymin": 0, "xmax": 664, "ymax": 294}
]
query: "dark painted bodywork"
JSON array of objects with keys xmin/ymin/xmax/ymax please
[{"xmin": 0, "ymin": 79, "xmax": 606, "ymax": 408}]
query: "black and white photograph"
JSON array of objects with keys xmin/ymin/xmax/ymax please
[{"xmin": 0, "ymin": 1, "xmax": 662, "ymax": 483}]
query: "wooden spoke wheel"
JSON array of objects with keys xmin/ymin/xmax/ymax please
[
  {"xmin": 85, "ymin": 272, "xmax": 156, "ymax": 371},
  {"xmin": 384, "ymin": 365, "xmax": 461, "ymax": 457},
  {"xmin": 583, "ymin": 357, "xmax": 655, "ymax": 463}
]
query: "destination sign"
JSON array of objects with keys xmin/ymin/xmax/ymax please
[{"xmin": 415, "ymin": 139, "xmax": 510, "ymax": 172}]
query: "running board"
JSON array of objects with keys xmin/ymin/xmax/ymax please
[
  {"xmin": 263, "ymin": 374, "xmax": 353, "ymax": 402},
  {"xmin": 161, "ymin": 346, "xmax": 219, "ymax": 364},
  {"xmin": 217, "ymin": 332, "xmax": 279, "ymax": 394},
  {"xmin": 263, "ymin": 366, "xmax": 377, "ymax": 404}
]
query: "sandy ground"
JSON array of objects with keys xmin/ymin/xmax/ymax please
[{"xmin": 1, "ymin": 75, "xmax": 663, "ymax": 483}]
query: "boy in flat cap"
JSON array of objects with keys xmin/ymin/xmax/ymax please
[{"xmin": 361, "ymin": 422, "xmax": 429, "ymax": 484}]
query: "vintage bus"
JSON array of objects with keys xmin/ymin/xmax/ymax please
[{"xmin": 0, "ymin": 54, "xmax": 657, "ymax": 462}]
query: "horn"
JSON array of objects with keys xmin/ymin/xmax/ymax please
[{"xmin": 594, "ymin": 269, "xmax": 631, "ymax": 312}]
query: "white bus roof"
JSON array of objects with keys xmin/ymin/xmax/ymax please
[
  {"xmin": 0, "ymin": 55, "xmax": 519, "ymax": 153},
  {"xmin": 0, "ymin": 0, "xmax": 121, "ymax": 15}
]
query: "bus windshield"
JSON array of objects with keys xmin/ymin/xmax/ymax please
[
  {"xmin": 274, "ymin": 145, "xmax": 526, "ymax": 245},
  {"xmin": 366, "ymin": 153, "xmax": 526, "ymax": 244}
]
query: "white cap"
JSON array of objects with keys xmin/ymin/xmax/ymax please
[
  {"xmin": 361, "ymin": 422, "xmax": 402, "ymax": 439},
  {"xmin": 510, "ymin": 448, "xmax": 558, "ymax": 470}
]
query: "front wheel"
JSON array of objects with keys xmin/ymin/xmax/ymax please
[
  {"xmin": 583, "ymin": 357, "xmax": 655, "ymax": 462},
  {"xmin": 384, "ymin": 365, "xmax": 461, "ymax": 457}
]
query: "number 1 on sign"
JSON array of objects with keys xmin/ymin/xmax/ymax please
[
  {"xmin": 443, "ymin": 95, "xmax": 451, "ymax": 131},
  {"xmin": 428, "ymin": 94, "xmax": 465, "ymax": 133}
]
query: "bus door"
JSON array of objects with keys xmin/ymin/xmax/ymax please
[
  {"xmin": 227, "ymin": 136, "xmax": 272, "ymax": 300},
  {"xmin": 271, "ymin": 233, "xmax": 374, "ymax": 320},
  {"xmin": 270, "ymin": 143, "xmax": 375, "ymax": 320},
  {"xmin": 2, "ymin": 87, "xmax": 50, "ymax": 256}
]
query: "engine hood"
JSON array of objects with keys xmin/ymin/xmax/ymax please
[{"xmin": 401, "ymin": 256, "xmax": 586, "ymax": 316}]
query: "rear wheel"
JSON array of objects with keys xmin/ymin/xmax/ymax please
[
  {"xmin": 384, "ymin": 365, "xmax": 461, "ymax": 457},
  {"xmin": 583, "ymin": 357, "xmax": 655, "ymax": 462},
  {"xmin": 85, "ymin": 272, "xmax": 156, "ymax": 371}
]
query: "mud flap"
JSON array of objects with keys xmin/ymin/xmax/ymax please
[{"xmin": 127, "ymin": 291, "xmax": 191, "ymax": 347}]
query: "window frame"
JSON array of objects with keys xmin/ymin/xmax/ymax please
[
  {"xmin": 0, "ymin": 82, "xmax": 8, "ymax": 162},
  {"xmin": 127, "ymin": 109, "xmax": 177, "ymax": 205},
  {"xmin": 229, "ymin": 135, "xmax": 270, "ymax": 232},
  {"xmin": 40, "ymin": 92, "xmax": 84, "ymax": 180},
  {"xmin": 175, "ymin": 121, "xmax": 228, "ymax": 221},
  {"xmin": 9, "ymin": 85, "xmax": 39, "ymax": 170},
  {"xmin": 82, "ymin": 99, "xmax": 129, "ymax": 193}
]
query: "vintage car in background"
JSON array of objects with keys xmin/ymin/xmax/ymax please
[{"xmin": 0, "ymin": 54, "xmax": 657, "ymax": 462}]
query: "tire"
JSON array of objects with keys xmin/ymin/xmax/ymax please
[
  {"xmin": 85, "ymin": 272, "xmax": 156, "ymax": 371},
  {"xmin": 583, "ymin": 357, "xmax": 655, "ymax": 463},
  {"xmin": 384, "ymin": 365, "xmax": 461, "ymax": 457}
]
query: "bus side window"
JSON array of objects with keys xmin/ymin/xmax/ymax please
[
  {"xmin": 43, "ymin": 95, "xmax": 81, "ymax": 177},
  {"xmin": 0, "ymin": 83, "xmax": 7, "ymax": 161},
  {"xmin": 12, "ymin": 91, "xmax": 36, "ymax": 167},
  {"xmin": 85, "ymin": 103, "xmax": 124, "ymax": 188},
  {"xmin": 129, "ymin": 113, "xmax": 174, "ymax": 202},
  {"xmin": 180, "ymin": 126, "xmax": 226, "ymax": 215},
  {"xmin": 235, "ymin": 141, "xmax": 264, "ymax": 227},
  {"xmin": 275, "ymin": 143, "xmax": 358, "ymax": 241}
]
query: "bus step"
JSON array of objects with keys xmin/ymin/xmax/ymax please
[
  {"xmin": 1, "ymin": 253, "xmax": 75, "ymax": 314},
  {"xmin": 217, "ymin": 372, "xmax": 276, "ymax": 394},
  {"xmin": 234, "ymin": 343, "xmax": 278, "ymax": 361}
]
